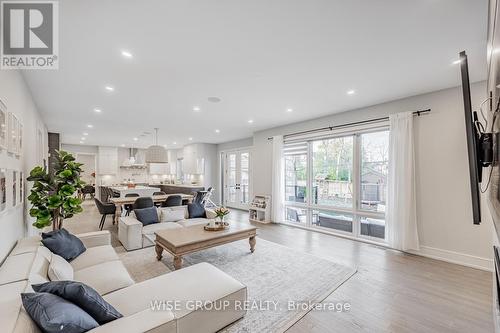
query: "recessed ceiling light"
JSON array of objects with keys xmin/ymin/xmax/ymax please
[
  {"xmin": 87, "ymin": 124, "xmax": 93, "ymax": 128},
  {"xmin": 207, "ymin": 97, "xmax": 221, "ymax": 103},
  {"xmin": 248, "ymin": 119, "xmax": 254, "ymax": 124},
  {"xmin": 173, "ymin": 141, "xmax": 177, "ymax": 145},
  {"xmin": 452, "ymin": 59, "xmax": 462, "ymax": 65},
  {"xmin": 193, "ymin": 106, "xmax": 201, "ymax": 112},
  {"xmin": 188, "ymin": 137, "xmax": 193, "ymax": 141},
  {"xmin": 347, "ymin": 90, "xmax": 356, "ymax": 95},
  {"xmin": 286, "ymin": 108, "xmax": 293, "ymax": 112},
  {"xmin": 83, "ymin": 132, "xmax": 88, "ymax": 136},
  {"xmin": 79, "ymin": 141, "xmax": 83, "ymax": 144},
  {"xmin": 105, "ymin": 85, "xmax": 115, "ymax": 92},
  {"xmin": 133, "ymin": 137, "xmax": 138, "ymax": 141},
  {"xmin": 81, "ymin": 137, "xmax": 85, "ymax": 141},
  {"xmin": 215, "ymin": 129, "xmax": 220, "ymax": 133},
  {"xmin": 121, "ymin": 50, "xmax": 133, "ymax": 58},
  {"xmin": 94, "ymin": 108, "xmax": 102, "ymax": 113}
]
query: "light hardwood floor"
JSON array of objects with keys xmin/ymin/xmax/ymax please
[{"xmin": 67, "ymin": 201, "xmax": 494, "ymax": 333}]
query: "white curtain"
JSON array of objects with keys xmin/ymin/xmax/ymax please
[
  {"xmin": 386, "ymin": 112, "xmax": 420, "ymax": 251},
  {"xmin": 271, "ymin": 135, "xmax": 285, "ymax": 223}
]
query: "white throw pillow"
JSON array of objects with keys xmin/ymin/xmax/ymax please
[
  {"xmin": 159, "ymin": 207, "xmax": 186, "ymax": 222},
  {"xmin": 48, "ymin": 253, "xmax": 74, "ymax": 281}
]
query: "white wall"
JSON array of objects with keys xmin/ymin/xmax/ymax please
[
  {"xmin": 249, "ymin": 81, "xmax": 494, "ymax": 270},
  {"xmin": 0, "ymin": 71, "xmax": 48, "ymax": 262},
  {"xmin": 61, "ymin": 144, "xmax": 98, "ymax": 155},
  {"xmin": 217, "ymin": 137, "xmax": 253, "ymax": 153}
]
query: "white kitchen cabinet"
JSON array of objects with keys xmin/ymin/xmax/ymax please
[
  {"xmin": 149, "ymin": 163, "xmax": 169, "ymax": 175},
  {"xmin": 182, "ymin": 144, "xmax": 205, "ymax": 174},
  {"xmin": 167, "ymin": 150, "xmax": 178, "ymax": 175},
  {"xmin": 98, "ymin": 147, "xmax": 118, "ymax": 175}
]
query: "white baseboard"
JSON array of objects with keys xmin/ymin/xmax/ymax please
[{"xmin": 409, "ymin": 246, "xmax": 493, "ymax": 272}]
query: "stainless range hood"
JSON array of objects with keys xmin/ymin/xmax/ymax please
[{"xmin": 123, "ymin": 148, "xmax": 138, "ymax": 166}]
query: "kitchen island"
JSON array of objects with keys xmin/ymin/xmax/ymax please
[
  {"xmin": 150, "ymin": 184, "xmax": 205, "ymax": 195},
  {"xmin": 110, "ymin": 186, "xmax": 160, "ymax": 198}
]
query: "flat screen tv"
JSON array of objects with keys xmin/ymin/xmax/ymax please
[{"xmin": 460, "ymin": 50, "xmax": 481, "ymax": 225}]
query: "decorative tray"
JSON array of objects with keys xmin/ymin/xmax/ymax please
[{"xmin": 204, "ymin": 221, "xmax": 230, "ymax": 231}]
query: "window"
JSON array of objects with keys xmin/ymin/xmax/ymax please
[
  {"xmin": 285, "ymin": 206, "xmax": 307, "ymax": 225},
  {"xmin": 312, "ymin": 137, "xmax": 353, "ymax": 208},
  {"xmin": 282, "ymin": 129, "xmax": 388, "ymax": 243},
  {"xmin": 360, "ymin": 216, "xmax": 385, "ymax": 239},
  {"xmin": 284, "ymin": 142, "xmax": 308, "ymax": 203},
  {"xmin": 312, "ymin": 209, "xmax": 353, "ymax": 233},
  {"xmin": 228, "ymin": 153, "xmax": 237, "ymax": 203},
  {"xmin": 360, "ymin": 131, "xmax": 389, "ymax": 212},
  {"xmin": 241, "ymin": 152, "xmax": 249, "ymax": 204}
]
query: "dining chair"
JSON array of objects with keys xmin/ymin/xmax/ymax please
[
  {"xmin": 81, "ymin": 185, "xmax": 95, "ymax": 200},
  {"xmin": 162, "ymin": 195, "xmax": 182, "ymax": 207},
  {"xmin": 124, "ymin": 193, "xmax": 139, "ymax": 216},
  {"xmin": 153, "ymin": 191, "xmax": 166, "ymax": 207},
  {"xmin": 133, "ymin": 197, "xmax": 154, "ymax": 210},
  {"xmin": 94, "ymin": 198, "xmax": 116, "ymax": 230}
]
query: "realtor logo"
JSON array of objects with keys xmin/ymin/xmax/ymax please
[{"xmin": 1, "ymin": 1, "xmax": 59, "ymax": 69}]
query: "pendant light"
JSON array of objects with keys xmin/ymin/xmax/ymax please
[{"xmin": 145, "ymin": 128, "xmax": 168, "ymax": 163}]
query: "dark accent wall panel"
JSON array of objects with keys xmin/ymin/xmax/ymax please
[{"xmin": 48, "ymin": 132, "xmax": 60, "ymax": 176}]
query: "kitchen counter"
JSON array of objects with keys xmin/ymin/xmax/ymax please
[
  {"xmin": 110, "ymin": 186, "xmax": 160, "ymax": 198},
  {"xmin": 151, "ymin": 184, "xmax": 205, "ymax": 195}
]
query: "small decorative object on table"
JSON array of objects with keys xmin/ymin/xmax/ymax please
[
  {"xmin": 204, "ymin": 220, "xmax": 230, "ymax": 231},
  {"xmin": 204, "ymin": 206, "xmax": 231, "ymax": 231},
  {"xmin": 214, "ymin": 206, "xmax": 230, "ymax": 223}
]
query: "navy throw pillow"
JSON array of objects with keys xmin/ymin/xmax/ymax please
[
  {"xmin": 134, "ymin": 206, "xmax": 159, "ymax": 226},
  {"xmin": 21, "ymin": 292, "xmax": 99, "ymax": 333},
  {"xmin": 41, "ymin": 228, "xmax": 86, "ymax": 261},
  {"xmin": 33, "ymin": 281, "xmax": 122, "ymax": 325},
  {"xmin": 188, "ymin": 203, "xmax": 206, "ymax": 219}
]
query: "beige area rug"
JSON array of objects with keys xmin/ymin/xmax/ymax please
[{"xmin": 118, "ymin": 239, "xmax": 356, "ymax": 333}]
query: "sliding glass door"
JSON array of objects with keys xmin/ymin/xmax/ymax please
[{"xmin": 283, "ymin": 129, "xmax": 389, "ymax": 243}]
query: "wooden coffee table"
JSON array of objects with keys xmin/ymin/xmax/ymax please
[{"xmin": 154, "ymin": 223, "xmax": 257, "ymax": 270}]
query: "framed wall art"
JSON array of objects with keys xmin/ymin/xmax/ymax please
[
  {"xmin": 18, "ymin": 122, "xmax": 23, "ymax": 156},
  {"xmin": 12, "ymin": 170, "xmax": 17, "ymax": 207},
  {"xmin": 0, "ymin": 100, "xmax": 6, "ymax": 150},
  {"xmin": 0, "ymin": 169, "xmax": 6, "ymax": 212},
  {"xmin": 7, "ymin": 113, "xmax": 16, "ymax": 154},
  {"xmin": 14, "ymin": 116, "xmax": 20, "ymax": 156},
  {"xmin": 20, "ymin": 171, "xmax": 23, "ymax": 204}
]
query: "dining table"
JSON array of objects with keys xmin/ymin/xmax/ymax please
[{"xmin": 109, "ymin": 193, "xmax": 194, "ymax": 224}]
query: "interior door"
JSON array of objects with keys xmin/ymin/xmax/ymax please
[{"xmin": 224, "ymin": 150, "xmax": 250, "ymax": 209}]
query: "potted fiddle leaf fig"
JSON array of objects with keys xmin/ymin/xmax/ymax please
[{"xmin": 27, "ymin": 150, "xmax": 85, "ymax": 230}]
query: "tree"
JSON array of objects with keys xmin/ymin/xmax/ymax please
[{"xmin": 27, "ymin": 150, "xmax": 85, "ymax": 230}]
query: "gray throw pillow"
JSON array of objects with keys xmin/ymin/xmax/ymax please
[
  {"xmin": 33, "ymin": 281, "xmax": 122, "ymax": 324},
  {"xmin": 41, "ymin": 228, "xmax": 86, "ymax": 261},
  {"xmin": 134, "ymin": 206, "xmax": 159, "ymax": 226},
  {"xmin": 188, "ymin": 203, "xmax": 206, "ymax": 219},
  {"xmin": 21, "ymin": 292, "xmax": 99, "ymax": 333}
]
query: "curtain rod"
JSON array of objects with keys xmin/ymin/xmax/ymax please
[{"xmin": 267, "ymin": 109, "xmax": 431, "ymax": 141}]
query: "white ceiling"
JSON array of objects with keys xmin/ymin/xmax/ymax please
[{"xmin": 22, "ymin": 0, "xmax": 488, "ymax": 148}]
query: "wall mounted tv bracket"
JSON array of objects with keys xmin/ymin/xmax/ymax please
[{"xmin": 474, "ymin": 92, "xmax": 500, "ymax": 168}]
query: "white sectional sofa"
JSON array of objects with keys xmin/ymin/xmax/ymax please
[
  {"xmin": 119, "ymin": 206, "xmax": 217, "ymax": 251},
  {"xmin": 0, "ymin": 230, "xmax": 247, "ymax": 333}
]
